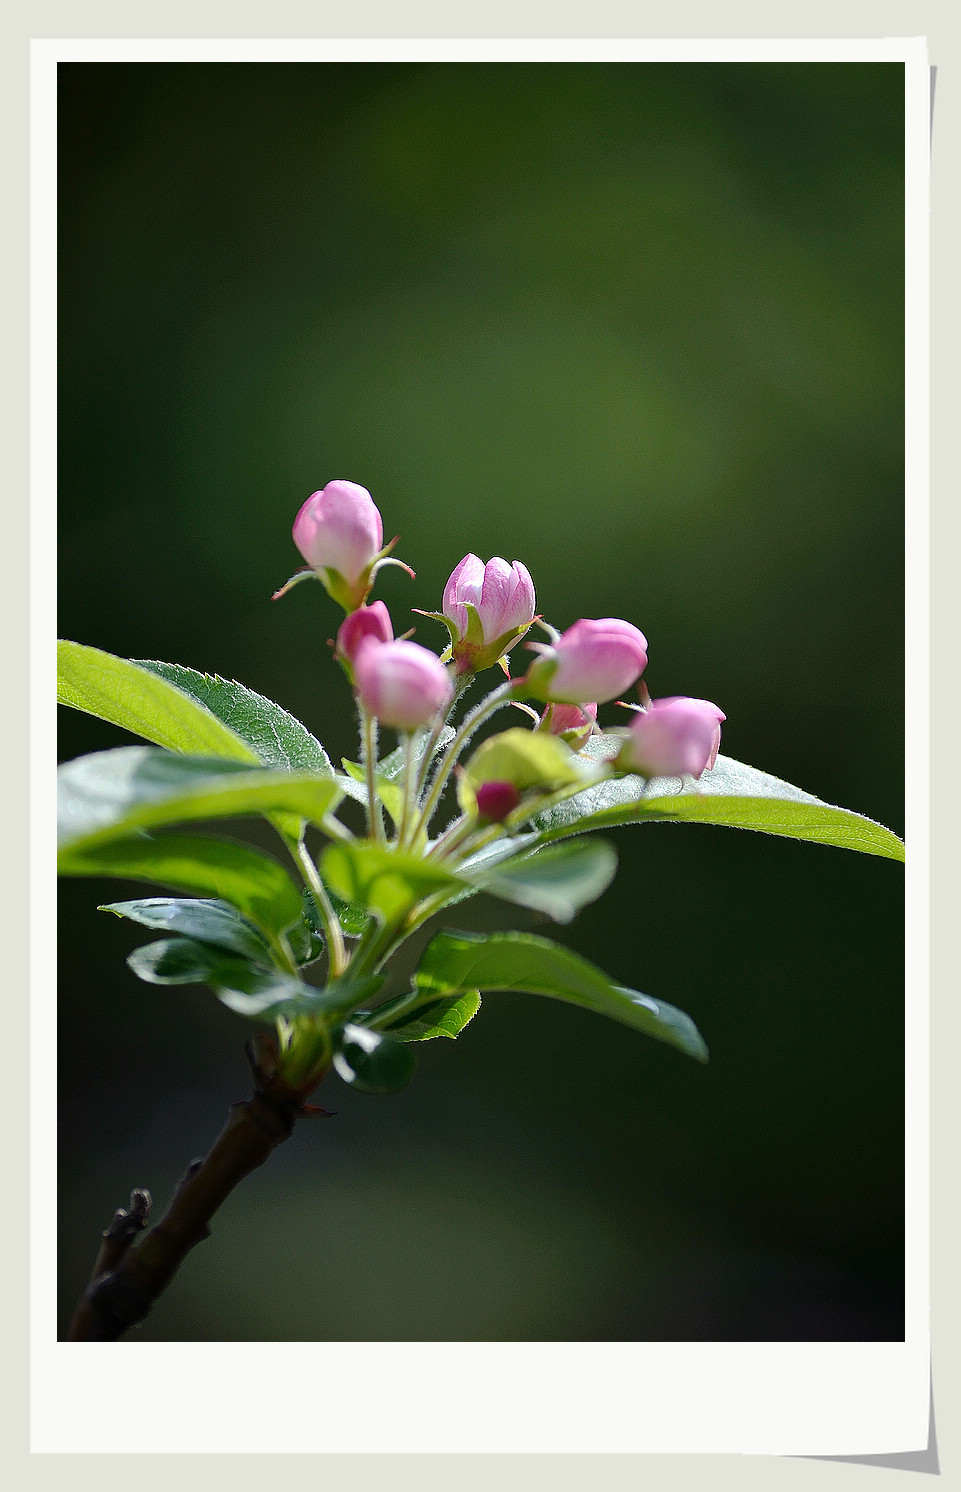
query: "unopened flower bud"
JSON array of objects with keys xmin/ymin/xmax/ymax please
[
  {"xmin": 475, "ymin": 779, "xmax": 522, "ymax": 823},
  {"xmin": 353, "ymin": 639, "xmax": 454, "ymax": 732},
  {"xmin": 441, "ymin": 554, "xmax": 536, "ymax": 674},
  {"xmin": 292, "ymin": 480, "xmax": 384, "ymax": 611},
  {"xmin": 527, "ymin": 618, "xmax": 648, "ymax": 705},
  {"xmin": 541, "ymin": 701, "xmax": 598, "ymax": 747},
  {"xmin": 335, "ymin": 601, "xmax": 394, "ymax": 673},
  {"xmin": 616, "ymin": 696, "xmax": 725, "ymax": 780}
]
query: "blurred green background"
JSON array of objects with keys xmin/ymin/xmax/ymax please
[{"xmin": 58, "ymin": 61, "xmax": 904, "ymax": 1342}]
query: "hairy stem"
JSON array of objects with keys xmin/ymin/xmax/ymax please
[
  {"xmin": 396, "ymin": 730, "xmax": 418, "ymax": 849},
  {"xmin": 414, "ymin": 681, "xmax": 517, "ymax": 840},
  {"xmin": 67, "ymin": 1039, "xmax": 319, "ymax": 1341},
  {"xmin": 293, "ymin": 838, "xmax": 347, "ymax": 979},
  {"xmin": 413, "ymin": 673, "xmax": 474, "ymax": 800},
  {"xmin": 361, "ymin": 704, "xmax": 385, "ymax": 843}
]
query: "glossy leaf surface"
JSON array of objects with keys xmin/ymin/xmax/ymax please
[
  {"xmin": 415, "ymin": 928, "xmax": 708, "ymax": 1061},
  {"xmin": 126, "ymin": 937, "xmax": 308, "ymax": 1018},
  {"xmin": 58, "ymin": 832, "xmax": 303, "ymax": 936},
  {"xmin": 333, "ymin": 1023, "xmax": 418, "ymax": 1094}
]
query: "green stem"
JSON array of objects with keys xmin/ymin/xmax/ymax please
[
  {"xmin": 414, "ymin": 681, "xmax": 517, "ymax": 840},
  {"xmin": 413, "ymin": 673, "xmax": 474, "ymax": 799},
  {"xmin": 343, "ymin": 916, "xmax": 404, "ymax": 983},
  {"xmin": 66, "ymin": 1039, "xmax": 314, "ymax": 1341},
  {"xmin": 361, "ymin": 705, "xmax": 385, "ymax": 843},
  {"xmin": 396, "ymin": 730, "xmax": 419, "ymax": 849},
  {"xmin": 425, "ymin": 813, "xmax": 475, "ymax": 861},
  {"xmin": 293, "ymin": 838, "xmax": 347, "ymax": 980}
]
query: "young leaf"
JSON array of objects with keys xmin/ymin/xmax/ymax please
[
  {"xmin": 532, "ymin": 737, "xmax": 904, "ymax": 862},
  {"xmin": 361, "ymin": 990, "xmax": 482, "ymax": 1042},
  {"xmin": 101, "ymin": 898, "xmax": 274, "ymax": 962},
  {"xmin": 320, "ymin": 841, "xmax": 466, "ymax": 925},
  {"xmin": 414, "ymin": 929, "xmax": 708, "ymax": 1062},
  {"xmin": 464, "ymin": 838, "xmax": 618, "ymax": 923},
  {"xmin": 134, "ymin": 660, "xmax": 333, "ymax": 775},
  {"xmin": 58, "ymin": 747, "xmax": 342, "ymax": 853},
  {"xmin": 58, "ymin": 641, "xmax": 259, "ymax": 762},
  {"xmin": 333, "ymin": 1024, "xmax": 418, "ymax": 1094},
  {"xmin": 126, "ymin": 937, "xmax": 311, "ymax": 1018},
  {"xmin": 58, "ymin": 832, "xmax": 303, "ymax": 937},
  {"xmin": 339, "ymin": 758, "xmax": 405, "ymax": 825}
]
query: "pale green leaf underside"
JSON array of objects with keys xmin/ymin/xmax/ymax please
[
  {"xmin": 532, "ymin": 740, "xmax": 904, "ymax": 862},
  {"xmin": 58, "ymin": 831, "xmax": 303, "ymax": 936},
  {"xmin": 102, "ymin": 897, "xmax": 274, "ymax": 962},
  {"xmin": 465, "ymin": 837, "xmax": 618, "ymax": 923},
  {"xmin": 58, "ymin": 746, "xmax": 342, "ymax": 854},
  {"xmin": 415, "ymin": 929, "xmax": 708, "ymax": 1061}
]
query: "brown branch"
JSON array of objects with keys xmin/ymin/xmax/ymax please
[{"xmin": 67, "ymin": 1036, "xmax": 328, "ymax": 1341}]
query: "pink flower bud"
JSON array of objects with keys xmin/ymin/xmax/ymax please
[
  {"xmin": 542, "ymin": 701, "xmax": 598, "ymax": 746},
  {"xmin": 530, "ymin": 618, "xmax": 648, "ymax": 705},
  {"xmin": 293, "ymin": 481, "xmax": 384, "ymax": 608},
  {"xmin": 353, "ymin": 639, "xmax": 454, "ymax": 732},
  {"xmin": 475, "ymin": 779, "xmax": 522, "ymax": 823},
  {"xmin": 442, "ymin": 554, "xmax": 536, "ymax": 673},
  {"xmin": 335, "ymin": 601, "xmax": 394, "ymax": 668},
  {"xmin": 617, "ymin": 696, "xmax": 726, "ymax": 780}
]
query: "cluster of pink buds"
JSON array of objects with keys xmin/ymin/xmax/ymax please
[{"xmin": 277, "ymin": 479, "xmax": 725, "ymax": 781}]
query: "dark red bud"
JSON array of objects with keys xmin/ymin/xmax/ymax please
[{"xmin": 475, "ymin": 779, "xmax": 522, "ymax": 823}]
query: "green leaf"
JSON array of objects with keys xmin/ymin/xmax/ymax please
[
  {"xmin": 531, "ymin": 737, "xmax": 905, "ymax": 862},
  {"xmin": 320, "ymin": 841, "xmax": 466, "ymax": 924},
  {"xmin": 57, "ymin": 832, "xmax": 303, "ymax": 937},
  {"xmin": 363, "ymin": 989, "xmax": 482, "ymax": 1042},
  {"xmin": 465, "ymin": 838, "xmax": 618, "ymax": 923},
  {"xmin": 333, "ymin": 1024, "xmax": 417, "ymax": 1094},
  {"xmin": 135, "ymin": 660, "xmax": 333, "ymax": 775},
  {"xmin": 126, "ymin": 937, "xmax": 310, "ymax": 1019},
  {"xmin": 463, "ymin": 727, "xmax": 591, "ymax": 792},
  {"xmin": 58, "ymin": 641, "xmax": 260, "ymax": 762},
  {"xmin": 339, "ymin": 758, "xmax": 405, "ymax": 826},
  {"xmin": 58, "ymin": 747, "xmax": 342, "ymax": 853},
  {"xmin": 414, "ymin": 929, "xmax": 708, "ymax": 1062},
  {"xmin": 101, "ymin": 898, "xmax": 274, "ymax": 962}
]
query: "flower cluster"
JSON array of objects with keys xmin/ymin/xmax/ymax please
[{"xmin": 278, "ymin": 479, "xmax": 725, "ymax": 796}]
